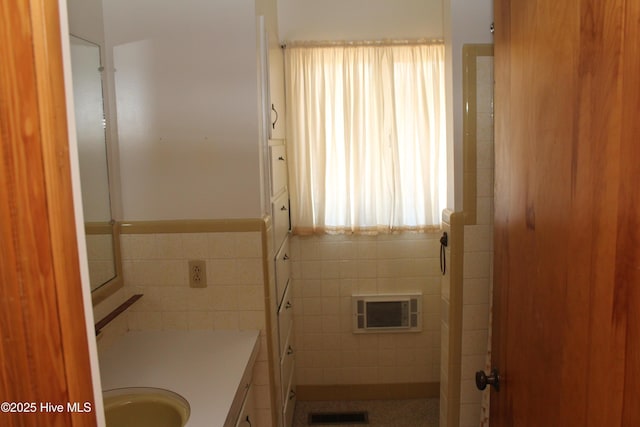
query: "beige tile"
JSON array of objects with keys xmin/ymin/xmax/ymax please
[
  {"xmin": 320, "ymin": 260, "xmax": 341, "ymax": 279},
  {"xmin": 463, "ymin": 251, "xmax": 491, "ymax": 279},
  {"xmin": 252, "ymin": 360, "xmax": 270, "ymax": 386},
  {"xmin": 237, "ymin": 310, "xmax": 265, "ymax": 330},
  {"xmin": 461, "ymin": 354, "xmax": 487, "ymax": 379},
  {"xmin": 357, "ymin": 260, "xmax": 378, "ymax": 278},
  {"xmin": 128, "ymin": 311, "xmax": 162, "ymax": 330},
  {"xmin": 356, "ymin": 240, "xmax": 378, "ymax": 259},
  {"xmin": 463, "ymin": 278, "xmax": 491, "ymax": 305},
  {"xmin": 209, "ymin": 259, "xmax": 237, "ymax": 285},
  {"xmin": 212, "ymin": 311, "xmax": 239, "ymax": 329},
  {"xmin": 253, "ymin": 384, "xmax": 271, "ymax": 409},
  {"xmin": 320, "ymin": 333, "xmax": 341, "ymax": 350},
  {"xmin": 301, "ymin": 279, "xmax": 322, "ymax": 298},
  {"xmin": 303, "ymin": 315, "xmax": 323, "ymax": 333},
  {"xmin": 180, "ymin": 233, "xmax": 209, "ymax": 259},
  {"xmin": 302, "ymin": 297, "xmax": 322, "ymax": 316},
  {"xmin": 234, "ymin": 232, "xmax": 262, "ymax": 258},
  {"xmin": 234, "ymin": 258, "xmax": 263, "ymax": 285},
  {"xmin": 464, "ymin": 225, "xmax": 493, "ymax": 252},
  {"xmin": 462, "ymin": 304, "xmax": 490, "ymax": 332},
  {"xmin": 321, "ymin": 297, "xmax": 340, "ymax": 315},
  {"xmin": 187, "ymin": 311, "xmax": 214, "ymax": 330},
  {"xmin": 322, "ymin": 367, "xmax": 343, "ymax": 384},
  {"xmin": 161, "ymin": 311, "xmax": 188, "ymax": 330},
  {"xmin": 155, "ymin": 234, "xmax": 184, "ymax": 259},
  {"xmin": 322, "ymin": 316, "xmax": 340, "ymax": 334},
  {"xmin": 120, "ymin": 234, "xmax": 158, "ymax": 260},
  {"xmin": 207, "ymin": 232, "xmax": 236, "ymax": 258},
  {"xmin": 211, "ymin": 286, "xmax": 238, "ymax": 311},
  {"xmin": 476, "ymin": 168, "xmax": 494, "ymax": 198},
  {"xmin": 461, "ymin": 329, "xmax": 489, "ymax": 356},
  {"xmin": 237, "ymin": 285, "xmax": 264, "ymax": 310},
  {"xmin": 476, "ymin": 197, "xmax": 494, "ymax": 225},
  {"xmin": 460, "ymin": 403, "xmax": 483, "ymax": 427}
]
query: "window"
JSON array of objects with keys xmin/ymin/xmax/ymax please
[{"xmin": 285, "ymin": 42, "xmax": 446, "ymax": 234}]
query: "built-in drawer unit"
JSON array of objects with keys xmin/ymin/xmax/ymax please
[
  {"xmin": 270, "ymin": 144, "xmax": 288, "ymax": 197},
  {"xmin": 277, "ymin": 282, "xmax": 294, "ymax": 356},
  {"xmin": 272, "ymin": 191, "xmax": 290, "ymax": 249},
  {"xmin": 275, "ymin": 239, "xmax": 291, "ymax": 306}
]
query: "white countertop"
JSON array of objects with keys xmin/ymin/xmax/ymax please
[{"xmin": 99, "ymin": 330, "xmax": 260, "ymax": 427}]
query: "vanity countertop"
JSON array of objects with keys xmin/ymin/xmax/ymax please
[{"xmin": 99, "ymin": 330, "xmax": 260, "ymax": 427}]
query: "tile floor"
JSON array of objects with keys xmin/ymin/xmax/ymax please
[{"xmin": 293, "ymin": 399, "xmax": 439, "ymax": 427}]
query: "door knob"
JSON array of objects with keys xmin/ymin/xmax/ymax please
[{"xmin": 475, "ymin": 368, "xmax": 500, "ymax": 391}]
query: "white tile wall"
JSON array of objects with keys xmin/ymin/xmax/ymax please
[
  {"xmin": 460, "ymin": 54, "xmax": 494, "ymax": 427},
  {"xmin": 290, "ymin": 232, "xmax": 442, "ymax": 386},
  {"xmin": 97, "ymin": 230, "xmax": 272, "ymax": 427}
]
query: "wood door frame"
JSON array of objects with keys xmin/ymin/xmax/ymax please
[{"xmin": 0, "ymin": 0, "xmax": 96, "ymax": 426}]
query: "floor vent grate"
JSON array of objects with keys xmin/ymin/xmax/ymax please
[{"xmin": 308, "ymin": 411, "xmax": 369, "ymax": 425}]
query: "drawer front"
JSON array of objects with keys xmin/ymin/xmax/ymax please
[
  {"xmin": 277, "ymin": 282, "xmax": 294, "ymax": 356},
  {"xmin": 272, "ymin": 191, "xmax": 290, "ymax": 249},
  {"xmin": 270, "ymin": 144, "xmax": 288, "ymax": 197},
  {"xmin": 282, "ymin": 364, "xmax": 296, "ymax": 427},
  {"xmin": 280, "ymin": 328, "xmax": 296, "ymax": 403},
  {"xmin": 234, "ymin": 385, "xmax": 254, "ymax": 427},
  {"xmin": 274, "ymin": 239, "xmax": 291, "ymax": 306}
]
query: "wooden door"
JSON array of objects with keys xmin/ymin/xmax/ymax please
[
  {"xmin": 0, "ymin": 0, "xmax": 96, "ymax": 426},
  {"xmin": 492, "ymin": 0, "xmax": 640, "ymax": 425}
]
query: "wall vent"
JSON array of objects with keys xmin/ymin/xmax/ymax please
[{"xmin": 352, "ymin": 294, "xmax": 422, "ymax": 333}]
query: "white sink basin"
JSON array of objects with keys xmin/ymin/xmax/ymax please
[{"xmin": 103, "ymin": 387, "xmax": 190, "ymax": 427}]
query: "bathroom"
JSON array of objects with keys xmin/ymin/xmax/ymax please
[
  {"xmin": 3, "ymin": 0, "xmax": 493, "ymax": 426},
  {"xmin": 4, "ymin": 0, "xmax": 640, "ymax": 426},
  {"xmin": 72, "ymin": 0, "xmax": 494, "ymax": 425}
]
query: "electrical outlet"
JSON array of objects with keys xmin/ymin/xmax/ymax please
[{"xmin": 188, "ymin": 260, "xmax": 207, "ymax": 288}]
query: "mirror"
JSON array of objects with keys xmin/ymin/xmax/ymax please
[{"xmin": 69, "ymin": 34, "xmax": 122, "ymax": 302}]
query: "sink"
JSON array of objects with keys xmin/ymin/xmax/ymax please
[{"xmin": 103, "ymin": 387, "xmax": 190, "ymax": 427}]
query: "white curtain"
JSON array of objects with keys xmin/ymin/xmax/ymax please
[{"xmin": 285, "ymin": 43, "xmax": 446, "ymax": 234}]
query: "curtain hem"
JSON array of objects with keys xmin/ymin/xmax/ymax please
[{"xmin": 291, "ymin": 224, "xmax": 442, "ymax": 236}]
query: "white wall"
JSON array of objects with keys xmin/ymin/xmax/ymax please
[
  {"xmin": 443, "ymin": 0, "xmax": 494, "ymax": 210},
  {"xmin": 277, "ymin": 0, "xmax": 442, "ymax": 42},
  {"xmin": 103, "ymin": 0, "xmax": 263, "ymax": 220}
]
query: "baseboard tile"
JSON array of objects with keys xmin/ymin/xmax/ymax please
[{"xmin": 296, "ymin": 382, "xmax": 439, "ymax": 401}]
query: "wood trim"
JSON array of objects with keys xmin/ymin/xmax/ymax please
[
  {"xmin": 296, "ymin": 383, "xmax": 440, "ymax": 401},
  {"xmin": 462, "ymin": 44, "xmax": 494, "ymax": 226},
  {"xmin": 441, "ymin": 212, "xmax": 464, "ymax": 427},
  {"xmin": 91, "ymin": 222, "xmax": 123, "ymax": 306},
  {"xmin": 94, "ymin": 294, "xmax": 143, "ymax": 335},
  {"xmin": 0, "ymin": 0, "xmax": 96, "ymax": 425},
  {"xmin": 120, "ymin": 218, "xmax": 265, "ymax": 234}
]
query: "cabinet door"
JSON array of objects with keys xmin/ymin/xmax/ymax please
[{"xmin": 269, "ymin": 46, "xmax": 286, "ymax": 139}]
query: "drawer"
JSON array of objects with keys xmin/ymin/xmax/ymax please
[
  {"xmin": 275, "ymin": 239, "xmax": 291, "ymax": 306},
  {"xmin": 280, "ymin": 328, "xmax": 295, "ymax": 403},
  {"xmin": 270, "ymin": 144, "xmax": 288, "ymax": 197},
  {"xmin": 234, "ymin": 384, "xmax": 254, "ymax": 427},
  {"xmin": 277, "ymin": 282, "xmax": 293, "ymax": 356},
  {"xmin": 282, "ymin": 363, "xmax": 296, "ymax": 427},
  {"xmin": 272, "ymin": 191, "xmax": 290, "ymax": 249}
]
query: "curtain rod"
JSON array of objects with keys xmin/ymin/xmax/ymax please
[{"xmin": 280, "ymin": 38, "xmax": 444, "ymax": 49}]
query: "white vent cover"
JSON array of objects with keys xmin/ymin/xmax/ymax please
[{"xmin": 352, "ymin": 294, "xmax": 422, "ymax": 333}]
